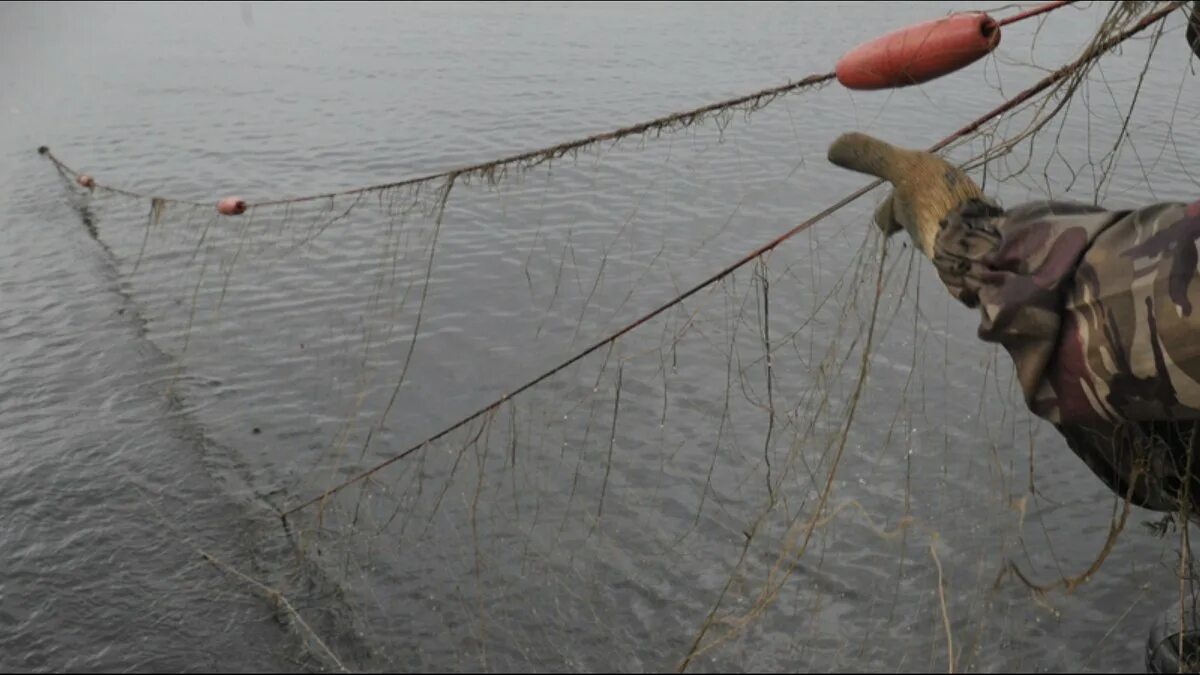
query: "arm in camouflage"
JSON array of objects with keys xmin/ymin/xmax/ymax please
[
  {"xmin": 1189, "ymin": 1, "xmax": 1200, "ymax": 60},
  {"xmin": 826, "ymin": 130, "xmax": 1200, "ymax": 517},
  {"xmin": 935, "ymin": 198, "xmax": 1200, "ymax": 516}
]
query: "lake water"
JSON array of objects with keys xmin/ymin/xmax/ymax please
[{"xmin": 3, "ymin": 2, "xmax": 1200, "ymax": 672}]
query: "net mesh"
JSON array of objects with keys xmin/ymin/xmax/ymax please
[{"xmin": 40, "ymin": 3, "xmax": 1200, "ymax": 671}]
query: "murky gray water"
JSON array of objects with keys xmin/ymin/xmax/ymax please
[{"xmin": 3, "ymin": 2, "xmax": 1200, "ymax": 672}]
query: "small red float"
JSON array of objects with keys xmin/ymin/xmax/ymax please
[
  {"xmin": 836, "ymin": 12, "xmax": 1001, "ymax": 91},
  {"xmin": 77, "ymin": 174, "xmax": 95, "ymax": 189},
  {"xmin": 217, "ymin": 197, "xmax": 247, "ymax": 215}
]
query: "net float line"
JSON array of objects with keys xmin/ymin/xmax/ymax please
[
  {"xmin": 38, "ymin": 2, "xmax": 1078, "ymax": 216},
  {"xmin": 37, "ymin": 70, "xmax": 838, "ymax": 212},
  {"xmin": 996, "ymin": 0, "xmax": 1076, "ymax": 27}
]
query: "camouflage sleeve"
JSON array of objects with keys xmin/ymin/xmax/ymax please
[
  {"xmin": 933, "ymin": 197, "xmax": 1200, "ymax": 514},
  {"xmin": 934, "ymin": 197, "xmax": 1200, "ymax": 427},
  {"xmin": 1189, "ymin": 1, "xmax": 1200, "ymax": 59}
]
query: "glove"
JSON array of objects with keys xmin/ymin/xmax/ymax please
[{"xmin": 827, "ymin": 132, "xmax": 982, "ymax": 257}]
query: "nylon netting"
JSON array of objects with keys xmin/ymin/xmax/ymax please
[{"xmin": 39, "ymin": 3, "xmax": 1200, "ymax": 671}]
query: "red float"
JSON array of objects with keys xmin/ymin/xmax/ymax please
[
  {"xmin": 836, "ymin": 12, "xmax": 1001, "ymax": 91},
  {"xmin": 217, "ymin": 197, "xmax": 247, "ymax": 215}
]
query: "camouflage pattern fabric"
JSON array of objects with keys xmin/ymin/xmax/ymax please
[
  {"xmin": 1189, "ymin": 1, "xmax": 1200, "ymax": 60},
  {"xmin": 933, "ymin": 197, "xmax": 1200, "ymax": 515}
]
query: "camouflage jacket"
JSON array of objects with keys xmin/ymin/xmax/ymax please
[{"xmin": 934, "ymin": 198, "xmax": 1200, "ymax": 515}]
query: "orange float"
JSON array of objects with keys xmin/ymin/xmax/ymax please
[
  {"xmin": 836, "ymin": 12, "xmax": 1001, "ymax": 91},
  {"xmin": 217, "ymin": 197, "xmax": 247, "ymax": 215},
  {"xmin": 76, "ymin": 174, "xmax": 95, "ymax": 189}
]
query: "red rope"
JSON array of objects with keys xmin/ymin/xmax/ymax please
[{"xmin": 997, "ymin": 0, "xmax": 1076, "ymax": 27}]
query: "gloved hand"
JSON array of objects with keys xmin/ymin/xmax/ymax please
[{"xmin": 826, "ymin": 132, "xmax": 982, "ymax": 257}]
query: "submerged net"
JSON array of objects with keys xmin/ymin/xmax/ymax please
[{"xmin": 38, "ymin": 2, "xmax": 1200, "ymax": 671}]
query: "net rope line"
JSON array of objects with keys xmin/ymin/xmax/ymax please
[
  {"xmin": 37, "ymin": 69, "xmax": 837, "ymax": 208},
  {"xmin": 995, "ymin": 0, "xmax": 1074, "ymax": 27},
  {"xmin": 37, "ymin": 2, "xmax": 1078, "ymax": 211},
  {"xmin": 278, "ymin": 1, "xmax": 1182, "ymax": 521}
]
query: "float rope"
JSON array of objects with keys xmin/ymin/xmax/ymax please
[
  {"xmin": 39, "ymin": 1, "xmax": 1078, "ymax": 212},
  {"xmin": 996, "ymin": 0, "xmax": 1075, "ymax": 27},
  {"xmin": 38, "ymin": 69, "xmax": 838, "ymax": 210}
]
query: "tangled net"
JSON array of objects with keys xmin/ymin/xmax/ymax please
[{"xmin": 36, "ymin": 2, "xmax": 1200, "ymax": 671}]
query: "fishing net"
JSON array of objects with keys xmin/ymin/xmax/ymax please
[{"xmin": 38, "ymin": 2, "xmax": 1200, "ymax": 671}]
